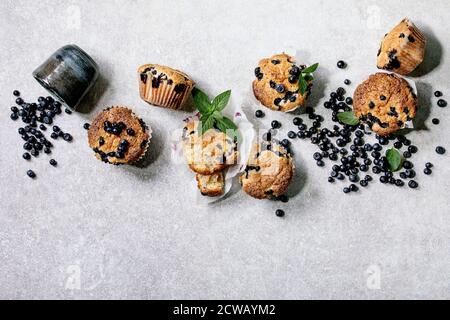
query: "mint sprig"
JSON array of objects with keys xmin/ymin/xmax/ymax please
[
  {"xmin": 337, "ymin": 111, "xmax": 360, "ymax": 126},
  {"xmin": 386, "ymin": 148, "xmax": 404, "ymax": 172},
  {"xmin": 192, "ymin": 88, "xmax": 239, "ymax": 140},
  {"xmin": 298, "ymin": 63, "xmax": 319, "ymax": 95}
]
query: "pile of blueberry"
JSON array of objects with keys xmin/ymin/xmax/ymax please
[
  {"xmin": 255, "ymin": 60, "xmax": 447, "ymax": 216},
  {"xmin": 9, "ymin": 91, "xmax": 74, "ymax": 179}
]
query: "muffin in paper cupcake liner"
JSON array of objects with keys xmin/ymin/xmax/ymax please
[
  {"xmin": 138, "ymin": 64, "xmax": 195, "ymax": 110},
  {"xmin": 377, "ymin": 18, "xmax": 426, "ymax": 76},
  {"xmin": 87, "ymin": 106, "xmax": 152, "ymax": 165}
]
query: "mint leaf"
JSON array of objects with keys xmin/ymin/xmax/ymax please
[
  {"xmin": 192, "ymin": 88, "xmax": 212, "ymax": 115},
  {"xmin": 302, "ymin": 63, "xmax": 319, "ymax": 74},
  {"xmin": 200, "ymin": 115, "xmax": 214, "ymax": 134},
  {"xmin": 212, "ymin": 90, "xmax": 231, "ymax": 112},
  {"xmin": 337, "ymin": 111, "xmax": 359, "ymax": 126},
  {"xmin": 219, "ymin": 116, "xmax": 238, "ymax": 130},
  {"xmin": 386, "ymin": 148, "xmax": 404, "ymax": 172},
  {"xmin": 299, "ymin": 76, "xmax": 308, "ymax": 95},
  {"xmin": 216, "ymin": 116, "xmax": 239, "ymax": 139}
]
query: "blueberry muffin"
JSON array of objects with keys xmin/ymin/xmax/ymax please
[
  {"xmin": 240, "ymin": 142, "xmax": 294, "ymax": 199},
  {"xmin": 138, "ymin": 64, "xmax": 195, "ymax": 110},
  {"xmin": 182, "ymin": 120, "xmax": 238, "ymax": 175},
  {"xmin": 377, "ymin": 18, "xmax": 426, "ymax": 75},
  {"xmin": 353, "ymin": 73, "xmax": 417, "ymax": 136},
  {"xmin": 88, "ymin": 107, "xmax": 150, "ymax": 165},
  {"xmin": 252, "ymin": 53, "xmax": 312, "ymax": 112},
  {"xmin": 196, "ymin": 172, "xmax": 225, "ymax": 197}
]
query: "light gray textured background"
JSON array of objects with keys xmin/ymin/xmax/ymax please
[{"xmin": 0, "ymin": 0, "xmax": 449, "ymax": 300}]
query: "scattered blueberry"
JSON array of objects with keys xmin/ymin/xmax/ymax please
[
  {"xmin": 275, "ymin": 209, "xmax": 285, "ymax": 218},
  {"xmin": 436, "ymin": 146, "xmax": 446, "ymax": 155},
  {"xmin": 49, "ymin": 159, "xmax": 57, "ymax": 166},
  {"xmin": 432, "ymin": 118, "xmax": 440, "ymax": 125},
  {"xmin": 83, "ymin": 123, "xmax": 90, "ymax": 130},
  {"xmin": 434, "ymin": 91, "xmax": 442, "ymax": 97},
  {"xmin": 337, "ymin": 60, "xmax": 346, "ymax": 69},
  {"xmin": 27, "ymin": 170, "xmax": 36, "ymax": 179},
  {"xmin": 255, "ymin": 110, "xmax": 264, "ymax": 118},
  {"xmin": 437, "ymin": 99, "xmax": 447, "ymax": 108}
]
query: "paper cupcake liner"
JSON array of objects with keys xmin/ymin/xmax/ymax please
[
  {"xmin": 92, "ymin": 106, "xmax": 152, "ymax": 165},
  {"xmin": 138, "ymin": 71, "xmax": 194, "ymax": 110}
]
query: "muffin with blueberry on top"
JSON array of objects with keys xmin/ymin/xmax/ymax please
[
  {"xmin": 353, "ymin": 73, "xmax": 417, "ymax": 136},
  {"xmin": 240, "ymin": 140, "xmax": 294, "ymax": 199},
  {"xmin": 138, "ymin": 64, "xmax": 195, "ymax": 110},
  {"xmin": 377, "ymin": 18, "xmax": 426, "ymax": 75},
  {"xmin": 252, "ymin": 53, "xmax": 316, "ymax": 112},
  {"xmin": 88, "ymin": 106, "xmax": 150, "ymax": 165},
  {"xmin": 182, "ymin": 119, "xmax": 238, "ymax": 175}
]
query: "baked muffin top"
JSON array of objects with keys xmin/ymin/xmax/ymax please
[
  {"xmin": 182, "ymin": 120, "xmax": 237, "ymax": 175},
  {"xmin": 240, "ymin": 142, "xmax": 294, "ymax": 199},
  {"xmin": 88, "ymin": 107, "xmax": 150, "ymax": 165},
  {"xmin": 252, "ymin": 53, "xmax": 312, "ymax": 112},
  {"xmin": 138, "ymin": 64, "xmax": 194, "ymax": 92},
  {"xmin": 353, "ymin": 73, "xmax": 417, "ymax": 136}
]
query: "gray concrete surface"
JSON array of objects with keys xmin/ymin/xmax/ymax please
[{"xmin": 0, "ymin": 0, "xmax": 449, "ymax": 300}]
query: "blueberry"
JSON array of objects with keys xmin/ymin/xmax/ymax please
[
  {"xmin": 403, "ymin": 160, "xmax": 413, "ymax": 169},
  {"xmin": 275, "ymin": 209, "xmax": 285, "ymax": 218},
  {"xmin": 349, "ymin": 184, "xmax": 358, "ymax": 192},
  {"xmin": 27, "ymin": 170, "xmax": 36, "ymax": 178},
  {"xmin": 52, "ymin": 126, "xmax": 60, "ymax": 132},
  {"xmin": 394, "ymin": 141, "xmax": 402, "ymax": 149},
  {"xmin": 280, "ymin": 139, "xmax": 290, "ymax": 147},
  {"xmin": 313, "ymin": 152, "xmax": 322, "ymax": 161},
  {"xmin": 271, "ymin": 120, "xmax": 281, "ymax": 129},
  {"xmin": 293, "ymin": 117, "xmax": 302, "ymax": 126},
  {"xmin": 328, "ymin": 177, "xmax": 335, "ymax": 183},
  {"xmin": 10, "ymin": 113, "xmax": 19, "ymax": 120},
  {"xmin": 49, "ymin": 159, "xmax": 57, "ymax": 166},
  {"xmin": 344, "ymin": 79, "xmax": 351, "ymax": 85},
  {"xmin": 287, "ymin": 131, "xmax": 296, "ymax": 139},
  {"xmin": 39, "ymin": 124, "xmax": 47, "ymax": 131},
  {"xmin": 50, "ymin": 132, "xmax": 58, "ymax": 139},
  {"xmin": 432, "ymin": 118, "xmax": 440, "ymax": 125},
  {"xmin": 425, "ymin": 162, "xmax": 433, "ymax": 169},
  {"xmin": 337, "ymin": 60, "xmax": 346, "ymax": 69},
  {"xmin": 345, "ymin": 97, "xmax": 353, "ymax": 105},
  {"xmin": 343, "ymin": 187, "xmax": 350, "ymax": 194},
  {"xmin": 316, "ymin": 160, "xmax": 325, "ymax": 167},
  {"xmin": 63, "ymin": 133, "xmax": 73, "ymax": 142},
  {"xmin": 360, "ymin": 180, "xmax": 368, "ymax": 187},
  {"xmin": 276, "ymin": 84, "xmax": 285, "ymax": 93},
  {"xmin": 408, "ymin": 180, "xmax": 418, "ymax": 189},
  {"xmin": 434, "ymin": 91, "xmax": 443, "ymax": 97},
  {"xmin": 380, "ymin": 176, "xmax": 388, "ymax": 184},
  {"xmin": 380, "ymin": 95, "xmax": 386, "ymax": 101},
  {"xmin": 424, "ymin": 168, "xmax": 432, "ymax": 175},
  {"xmin": 437, "ymin": 99, "xmax": 447, "ymax": 108},
  {"xmin": 16, "ymin": 98, "xmax": 24, "ymax": 105},
  {"xmin": 408, "ymin": 145, "xmax": 418, "ymax": 154},
  {"xmin": 23, "ymin": 153, "xmax": 31, "ymax": 160},
  {"xmin": 298, "ymin": 123, "xmax": 307, "ymax": 131},
  {"xmin": 255, "ymin": 110, "xmax": 264, "ymax": 118},
  {"xmin": 435, "ymin": 146, "xmax": 446, "ymax": 155},
  {"xmin": 44, "ymin": 147, "xmax": 51, "ymax": 154},
  {"xmin": 83, "ymin": 123, "xmax": 90, "ymax": 130},
  {"xmin": 403, "ymin": 151, "xmax": 411, "ymax": 158},
  {"xmin": 13, "ymin": 90, "xmax": 20, "ymax": 96}
]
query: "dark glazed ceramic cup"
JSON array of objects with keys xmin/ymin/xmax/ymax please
[{"xmin": 33, "ymin": 44, "xmax": 99, "ymax": 109}]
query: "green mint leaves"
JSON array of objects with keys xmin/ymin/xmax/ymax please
[
  {"xmin": 298, "ymin": 63, "xmax": 319, "ymax": 95},
  {"xmin": 192, "ymin": 88, "xmax": 238, "ymax": 139},
  {"xmin": 337, "ymin": 111, "xmax": 360, "ymax": 126},
  {"xmin": 386, "ymin": 148, "xmax": 404, "ymax": 172}
]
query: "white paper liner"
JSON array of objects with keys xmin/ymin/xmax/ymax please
[{"xmin": 171, "ymin": 101, "xmax": 255, "ymax": 205}]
